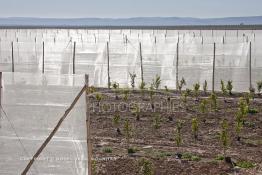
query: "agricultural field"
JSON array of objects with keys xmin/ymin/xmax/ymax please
[
  {"xmin": 89, "ymin": 78, "xmax": 262, "ymax": 175},
  {"xmin": 0, "ymin": 29, "xmax": 262, "ymax": 174}
]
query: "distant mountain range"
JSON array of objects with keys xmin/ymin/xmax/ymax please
[{"xmin": 0, "ymin": 16, "xmax": 262, "ymax": 26}]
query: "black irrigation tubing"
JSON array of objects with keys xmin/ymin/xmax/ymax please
[{"xmin": 0, "ymin": 106, "xmax": 39, "ymax": 174}]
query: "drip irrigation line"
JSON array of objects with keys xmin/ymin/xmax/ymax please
[{"xmin": 0, "ymin": 105, "xmax": 39, "ymax": 174}]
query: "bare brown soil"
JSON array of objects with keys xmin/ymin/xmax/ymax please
[{"xmin": 89, "ymin": 89, "xmax": 262, "ymax": 175}]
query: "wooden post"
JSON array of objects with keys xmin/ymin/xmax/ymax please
[
  {"xmin": 11, "ymin": 42, "xmax": 14, "ymax": 72},
  {"xmin": 176, "ymin": 42, "xmax": 179, "ymax": 90},
  {"xmin": 249, "ymin": 42, "xmax": 252, "ymax": 90},
  {"xmin": 85, "ymin": 74, "xmax": 92, "ymax": 175},
  {"xmin": 107, "ymin": 42, "xmax": 110, "ymax": 88},
  {"xmin": 139, "ymin": 42, "xmax": 144, "ymax": 83},
  {"xmin": 73, "ymin": 42, "xmax": 76, "ymax": 74},
  {"xmin": 0, "ymin": 72, "xmax": 2, "ymax": 107},
  {"xmin": 42, "ymin": 42, "xmax": 45, "ymax": 74},
  {"xmin": 212, "ymin": 43, "xmax": 216, "ymax": 93}
]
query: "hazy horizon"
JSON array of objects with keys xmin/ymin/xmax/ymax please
[{"xmin": 0, "ymin": 0, "xmax": 262, "ymax": 18}]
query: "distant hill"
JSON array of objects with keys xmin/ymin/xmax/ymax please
[{"xmin": 0, "ymin": 16, "xmax": 262, "ymax": 26}]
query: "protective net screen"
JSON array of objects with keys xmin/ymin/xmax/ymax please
[
  {"xmin": 0, "ymin": 73, "xmax": 87, "ymax": 174},
  {"xmin": 0, "ymin": 29, "xmax": 262, "ymax": 90}
]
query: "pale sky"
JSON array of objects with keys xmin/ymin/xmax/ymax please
[{"xmin": 0, "ymin": 0, "xmax": 261, "ymax": 18}]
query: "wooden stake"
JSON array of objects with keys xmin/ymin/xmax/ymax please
[
  {"xmin": 11, "ymin": 42, "xmax": 14, "ymax": 72},
  {"xmin": 42, "ymin": 42, "xmax": 44, "ymax": 74},
  {"xmin": 107, "ymin": 42, "xmax": 110, "ymax": 88},
  {"xmin": 176, "ymin": 42, "xmax": 179, "ymax": 90},
  {"xmin": 249, "ymin": 42, "xmax": 252, "ymax": 90},
  {"xmin": 0, "ymin": 72, "xmax": 2, "ymax": 107},
  {"xmin": 73, "ymin": 42, "xmax": 76, "ymax": 74},
  {"xmin": 85, "ymin": 74, "xmax": 92, "ymax": 175},
  {"xmin": 139, "ymin": 42, "xmax": 144, "ymax": 83},
  {"xmin": 21, "ymin": 85, "xmax": 86, "ymax": 175},
  {"xmin": 212, "ymin": 43, "xmax": 216, "ymax": 93}
]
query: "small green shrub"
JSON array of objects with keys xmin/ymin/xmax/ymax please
[
  {"xmin": 209, "ymin": 93, "xmax": 218, "ymax": 111},
  {"xmin": 129, "ymin": 72, "xmax": 136, "ymax": 89},
  {"xmin": 123, "ymin": 89, "xmax": 130, "ymax": 101},
  {"xmin": 192, "ymin": 117, "xmax": 199, "ymax": 141},
  {"xmin": 256, "ymin": 81, "xmax": 262, "ymax": 94},
  {"xmin": 236, "ymin": 161, "xmax": 256, "ymax": 169},
  {"xmin": 221, "ymin": 80, "xmax": 227, "ymax": 95},
  {"xmin": 199, "ymin": 99, "xmax": 208, "ymax": 114},
  {"xmin": 153, "ymin": 114, "xmax": 161, "ymax": 129},
  {"xmin": 103, "ymin": 147, "xmax": 112, "ymax": 153},
  {"xmin": 112, "ymin": 82, "xmax": 119, "ymax": 90},
  {"xmin": 155, "ymin": 151, "xmax": 173, "ymax": 158},
  {"xmin": 191, "ymin": 155, "xmax": 201, "ymax": 161},
  {"xmin": 152, "ymin": 74, "xmax": 161, "ymax": 90},
  {"xmin": 193, "ymin": 83, "xmax": 200, "ymax": 100},
  {"xmin": 89, "ymin": 86, "xmax": 96, "ymax": 93},
  {"xmin": 182, "ymin": 152, "xmax": 201, "ymax": 161},
  {"xmin": 248, "ymin": 108, "xmax": 258, "ymax": 114},
  {"xmin": 226, "ymin": 80, "xmax": 233, "ymax": 95},
  {"xmin": 139, "ymin": 158, "xmax": 154, "ymax": 175},
  {"xmin": 113, "ymin": 114, "xmax": 120, "ymax": 127},
  {"xmin": 95, "ymin": 93, "xmax": 103, "ymax": 106},
  {"xmin": 124, "ymin": 119, "xmax": 132, "ymax": 148},
  {"xmin": 203, "ymin": 80, "xmax": 208, "ymax": 94},
  {"xmin": 215, "ymin": 155, "xmax": 225, "ymax": 161},
  {"xmin": 95, "ymin": 93, "xmax": 103, "ymax": 102},
  {"xmin": 128, "ymin": 147, "xmax": 137, "ymax": 154},
  {"xmin": 220, "ymin": 119, "xmax": 229, "ymax": 157},
  {"xmin": 139, "ymin": 81, "xmax": 146, "ymax": 96},
  {"xmin": 175, "ymin": 120, "xmax": 183, "ymax": 147},
  {"xmin": 178, "ymin": 77, "xmax": 186, "ymax": 93},
  {"xmin": 149, "ymin": 84, "xmax": 155, "ymax": 102},
  {"xmin": 112, "ymin": 82, "xmax": 120, "ymax": 99},
  {"xmin": 91, "ymin": 160, "xmax": 97, "ymax": 175}
]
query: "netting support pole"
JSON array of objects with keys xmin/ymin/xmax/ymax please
[
  {"xmin": 212, "ymin": 42, "xmax": 216, "ymax": 93},
  {"xmin": 139, "ymin": 42, "xmax": 144, "ymax": 83},
  {"xmin": 176, "ymin": 42, "xmax": 179, "ymax": 90},
  {"xmin": 249, "ymin": 42, "xmax": 252, "ymax": 90},
  {"xmin": 11, "ymin": 42, "xmax": 14, "ymax": 72},
  {"xmin": 0, "ymin": 72, "xmax": 2, "ymax": 106},
  {"xmin": 85, "ymin": 74, "xmax": 92, "ymax": 175},
  {"xmin": 73, "ymin": 42, "xmax": 76, "ymax": 74},
  {"xmin": 42, "ymin": 42, "xmax": 45, "ymax": 74},
  {"xmin": 107, "ymin": 42, "xmax": 110, "ymax": 89}
]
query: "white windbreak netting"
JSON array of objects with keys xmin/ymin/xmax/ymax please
[
  {"xmin": 0, "ymin": 73, "xmax": 87, "ymax": 174},
  {"xmin": 0, "ymin": 29, "xmax": 262, "ymax": 91}
]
